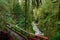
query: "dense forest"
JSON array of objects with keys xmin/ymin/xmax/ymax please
[{"xmin": 0, "ymin": 0, "xmax": 60, "ymax": 40}]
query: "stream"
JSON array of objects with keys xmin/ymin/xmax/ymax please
[{"xmin": 32, "ymin": 21, "xmax": 44, "ymax": 36}]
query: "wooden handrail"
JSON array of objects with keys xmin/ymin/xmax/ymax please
[{"xmin": 6, "ymin": 26, "xmax": 28, "ymax": 40}]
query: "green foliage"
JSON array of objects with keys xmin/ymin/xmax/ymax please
[
  {"xmin": 0, "ymin": 0, "xmax": 60, "ymax": 40},
  {"xmin": 50, "ymin": 32, "xmax": 60, "ymax": 40}
]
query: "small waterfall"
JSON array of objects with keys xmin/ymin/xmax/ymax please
[{"xmin": 32, "ymin": 21, "xmax": 44, "ymax": 36}]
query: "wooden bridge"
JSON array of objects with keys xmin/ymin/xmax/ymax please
[
  {"xmin": 5, "ymin": 24, "xmax": 48, "ymax": 40},
  {"xmin": 0, "ymin": 26, "xmax": 48, "ymax": 40}
]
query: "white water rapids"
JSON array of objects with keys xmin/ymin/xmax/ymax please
[{"xmin": 32, "ymin": 22, "xmax": 44, "ymax": 36}]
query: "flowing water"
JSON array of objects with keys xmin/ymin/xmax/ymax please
[{"xmin": 32, "ymin": 21, "xmax": 44, "ymax": 36}]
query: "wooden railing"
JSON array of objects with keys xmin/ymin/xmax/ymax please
[
  {"xmin": 6, "ymin": 26, "xmax": 28, "ymax": 40},
  {"xmin": 5, "ymin": 23, "xmax": 48, "ymax": 40}
]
